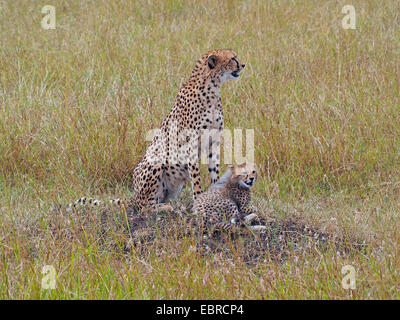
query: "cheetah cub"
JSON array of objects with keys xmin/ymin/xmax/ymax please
[{"xmin": 193, "ymin": 163, "xmax": 266, "ymax": 232}]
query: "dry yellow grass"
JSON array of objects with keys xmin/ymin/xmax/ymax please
[{"xmin": 0, "ymin": 0, "xmax": 399, "ymax": 299}]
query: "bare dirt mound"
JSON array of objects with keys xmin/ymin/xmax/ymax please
[{"xmin": 19, "ymin": 197, "xmax": 365, "ymax": 266}]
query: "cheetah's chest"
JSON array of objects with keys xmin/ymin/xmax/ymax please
[{"xmin": 200, "ymin": 106, "xmax": 223, "ymax": 131}]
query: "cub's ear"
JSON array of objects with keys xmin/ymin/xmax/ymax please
[{"xmin": 207, "ymin": 55, "xmax": 218, "ymax": 69}]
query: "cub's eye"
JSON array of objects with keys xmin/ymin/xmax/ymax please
[{"xmin": 252, "ymin": 170, "xmax": 256, "ymax": 174}]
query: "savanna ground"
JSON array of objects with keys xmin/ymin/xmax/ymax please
[{"xmin": 0, "ymin": 0, "xmax": 399, "ymax": 299}]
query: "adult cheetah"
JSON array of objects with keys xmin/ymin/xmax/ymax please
[
  {"xmin": 62, "ymin": 50, "xmax": 245, "ymax": 215},
  {"xmin": 129, "ymin": 49, "xmax": 246, "ymax": 214}
]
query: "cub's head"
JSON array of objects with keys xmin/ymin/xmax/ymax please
[
  {"xmin": 192, "ymin": 49, "xmax": 245, "ymax": 84},
  {"xmin": 230, "ymin": 163, "xmax": 258, "ymax": 188}
]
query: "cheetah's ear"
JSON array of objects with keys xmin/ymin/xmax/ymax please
[{"xmin": 207, "ymin": 55, "xmax": 218, "ymax": 69}]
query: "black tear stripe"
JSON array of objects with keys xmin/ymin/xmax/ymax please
[{"xmin": 232, "ymin": 57, "xmax": 240, "ymax": 69}]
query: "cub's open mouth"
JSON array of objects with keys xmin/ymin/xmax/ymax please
[
  {"xmin": 245, "ymin": 180, "xmax": 253, "ymax": 187},
  {"xmin": 231, "ymin": 70, "xmax": 240, "ymax": 77}
]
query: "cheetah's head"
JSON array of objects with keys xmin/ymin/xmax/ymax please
[
  {"xmin": 192, "ymin": 49, "xmax": 245, "ymax": 84},
  {"xmin": 231, "ymin": 162, "xmax": 258, "ymax": 188}
]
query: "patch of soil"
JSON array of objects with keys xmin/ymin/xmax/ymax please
[{"xmin": 43, "ymin": 198, "xmax": 366, "ymax": 265}]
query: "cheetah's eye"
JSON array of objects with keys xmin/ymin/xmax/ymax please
[{"xmin": 252, "ymin": 170, "xmax": 256, "ymax": 174}]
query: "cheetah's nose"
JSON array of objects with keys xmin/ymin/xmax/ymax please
[{"xmin": 242, "ymin": 64, "xmax": 245, "ymax": 68}]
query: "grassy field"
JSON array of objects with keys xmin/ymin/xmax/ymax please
[{"xmin": 0, "ymin": 0, "xmax": 399, "ymax": 299}]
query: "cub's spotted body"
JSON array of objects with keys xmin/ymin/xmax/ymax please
[{"xmin": 193, "ymin": 163, "xmax": 266, "ymax": 232}]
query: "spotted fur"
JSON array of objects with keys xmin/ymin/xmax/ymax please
[
  {"xmin": 62, "ymin": 49, "xmax": 245, "ymax": 215},
  {"xmin": 128, "ymin": 49, "xmax": 245, "ymax": 213},
  {"xmin": 63, "ymin": 196, "xmax": 172, "ymax": 215},
  {"xmin": 64, "ymin": 196, "xmax": 122, "ymax": 212},
  {"xmin": 193, "ymin": 163, "xmax": 266, "ymax": 232}
]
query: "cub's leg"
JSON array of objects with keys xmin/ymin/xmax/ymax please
[
  {"xmin": 249, "ymin": 225, "xmax": 267, "ymax": 232},
  {"xmin": 244, "ymin": 213, "xmax": 258, "ymax": 224}
]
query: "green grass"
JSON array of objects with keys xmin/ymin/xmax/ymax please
[{"xmin": 0, "ymin": 0, "xmax": 399, "ymax": 299}]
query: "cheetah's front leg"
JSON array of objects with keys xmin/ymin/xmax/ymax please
[
  {"xmin": 189, "ymin": 161, "xmax": 202, "ymax": 199},
  {"xmin": 241, "ymin": 204, "xmax": 258, "ymax": 216},
  {"xmin": 241, "ymin": 205, "xmax": 266, "ymax": 232},
  {"xmin": 241, "ymin": 205, "xmax": 259, "ymax": 224},
  {"xmin": 207, "ymin": 130, "xmax": 222, "ymax": 184},
  {"xmin": 187, "ymin": 141, "xmax": 203, "ymax": 199}
]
